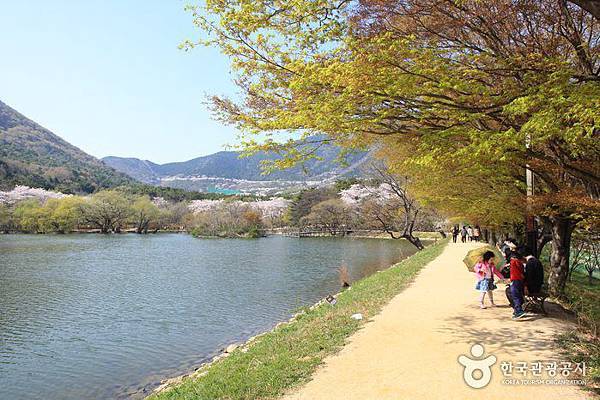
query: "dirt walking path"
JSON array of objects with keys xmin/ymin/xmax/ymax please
[{"xmin": 284, "ymin": 242, "xmax": 592, "ymax": 400}]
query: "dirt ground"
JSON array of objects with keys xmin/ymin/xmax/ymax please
[{"xmin": 284, "ymin": 242, "xmax": 593, "ymax": 400}]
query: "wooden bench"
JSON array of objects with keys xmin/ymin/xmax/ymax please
[{"xmin": 523, "ymin": 291, "xmax": 548, "ymax": 315}]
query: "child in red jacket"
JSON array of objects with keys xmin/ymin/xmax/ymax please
[{"xmin": 509, "ymin": 251, "xmax": 526, "ymax": 319}]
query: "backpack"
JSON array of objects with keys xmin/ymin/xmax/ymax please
[{"xmin": 500, "ymin": 265, "xmax": 511, "ymax": 279}]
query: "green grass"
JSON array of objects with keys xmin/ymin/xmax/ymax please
[
  {"xmin": 534, "ymin": 245, "xmax": 600, "ymax": 393},
  {"xmin": 150, "ymin": 239, "xmax": 448, "ymax": 400},
  {"xmin": 556, "ymin": 271, "xmax": 600, "ymax": 394},
  {"xmin": 564, "ymin": 271, "xmax": 600, "ymax": 335},
  {"xmin": 557, "ymin": 270, "xmax": 600, "ymax": 394},
  {"xmin": 536, "ymin": 245, "xmax": 600, "ymax": 335},
  {"xmin": 556, "ymin": 331, "xmax": 600, "ymax": 395}
]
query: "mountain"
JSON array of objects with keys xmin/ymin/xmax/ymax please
[
  {"xmin": 101, "ymin": 157, "xmax": 161, "ymax": 184},
  {"xmin": 0, "ymin": 100, "xmax": 134, "ymax": 193},
  {"xmin": 104, "ymin": 145, "xmax": 371, "ymax": 195}
]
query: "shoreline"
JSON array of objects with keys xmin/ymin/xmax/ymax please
[
  {"xmin": 146, "ymin": 286, "xmax": 346, "ymax": 397},
  {"xmin": 0, "ymin": 230, "xmax": 444, "ymax": 239},
  {"xmin": 145, "ymin": 239, "xmax": 448, "ymax": 399}
]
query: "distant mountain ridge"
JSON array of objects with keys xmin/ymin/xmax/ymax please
[
  {"xmin": 0, "ymin": 100, "xmax": 134, "ymax": 193},
  {"xmin": 0, "ymin": 98, "xmax": 368, "ymax": 196},
  {"xmin": 103, "ymin": 146, "xmax": 371, "ymax": 194}
]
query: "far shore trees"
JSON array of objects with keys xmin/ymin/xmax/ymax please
[
  {"xmin": 131, "ymin": 197, "xmax": 161, "ymax": 234},
  {"xmin": 13, "ymin": 199, "xmax": 46, "ymax": 233},
  {"xmin": 0, "ymin": 204, "xmax": 11, "ymax": 233},
  {"xmin": 189, "ymin": 200, "xmax": 267, "ymax": 238},
  {"xmin": 301, "ymin": 198, "xmax": 351, "ymax": 235},
  {"xmin": 82, "ymin": 191, "xmax": 132, "ymax": 234},
  {"xmin": 189, "ymin": 0, "xmax": 600, "ymax": 296},
  {"xmin": 45, "ymin": 197, "xmax": 86, "ymax": 233},
  {"xmin": 288, "ymin": 188, "xmax": 336, "ymax": 226}
]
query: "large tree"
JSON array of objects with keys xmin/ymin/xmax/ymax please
[
  {"xmin": 82, "ymin": 191, "xmax": 132, "ymax": 234},
  {"xmin": 131, "ymin": 196, "xmax": 161, "ymax": 234},
  {"xmin": 189, "ymin": 0, "xmax": 600, "ymax": 296}
]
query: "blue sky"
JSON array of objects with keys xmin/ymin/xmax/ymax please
[{"xmin": 0, "ymin": 0, "xmax": 240, "ymax": 164}]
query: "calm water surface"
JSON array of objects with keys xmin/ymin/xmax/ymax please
[{"xmin": 0, "ymin": 234, "xmax": 420, "ymax": 399}]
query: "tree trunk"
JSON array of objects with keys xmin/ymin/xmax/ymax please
[
  {"xmin": 403, "ymin": 234, "xmax": 425, "ymax": 250},
  {"xmin": 489, "ymin": 230, "xmax": 497, "ymax": 246},
  {"xmin": 589, "ymin": 270, "xmax": 595, "ymax": 285},
  {"xmin": 535, "ymin": 217, "xmax": 552, "ymax": 258},
  {"xmin": 547, "ymin": 215, "xmax": 578, "ymax": 297}
]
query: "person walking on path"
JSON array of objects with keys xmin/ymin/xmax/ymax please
[
  {"xmin": 460, "ymin": 226, "xmax": 468, "ymax": 243},
  {"xmin": 452, "ymin": 225, "xmax": 459, "ymax": 243},
  {"xmin": 474, "ymin": 250, "xmax": 504, "ymax": 309},
  {"xmin": 509, "ymin": 250, "xmax": 526, "ymax": 319},
  {"xmin": 473, "ymin": 226, "xmax": 481, "ymax": 242},
  {"xmin": 467, "ymin": 226, "xmax": 474, "ymax": 242}
]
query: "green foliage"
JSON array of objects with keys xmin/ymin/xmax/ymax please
[
  {"xmin": 189, "ymin": 0, "xmax": 600, "ymax": 297},
  {"xmin": 13, "ymin": 199, "xmax": 46, "ymax": 233},
  {"xmin": 0, "ymin": 203, "xmax": 12, "ymax": 232},
  {"xmin": 2, "ymin": 190, "xmax": 193, "ymax": 234},
  {"xmin": 131, "ymin": 196, "xmax": 162, "ymax": 234},
  {"xmin": 334, "ymin": 177, "xmax": 361, "ymax": 192},
  {"xmin": 45, "ymin": 197, "xmax": 86, "ymax": 233},
  {"xmin": 81, "ymin": 191, "xmax": 133, "ymax": 233}
]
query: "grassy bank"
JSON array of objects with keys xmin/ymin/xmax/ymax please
[
  {"xmin": 554, "ymin": 270, "xmax": 600, "ymax": 394},
  {"xmin": 149, "ymin": 239, "xmax": 448, "ymax": 400},
  {"xmin": 536, "ymin": 246, "xmax": 600, "ymax": 393}
]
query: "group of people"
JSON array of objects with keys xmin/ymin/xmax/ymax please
[
  {"xmin": 452, "ymin": 225, "xmax": 481, "ymax": 243},
  {"xmin": 473, "ymin": 239, "xmax": 544, "ymax": 319}
]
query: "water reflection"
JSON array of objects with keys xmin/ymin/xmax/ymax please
[{"xmin": 0, "ymin": 234, "xmax": 421, "ymax": 399}]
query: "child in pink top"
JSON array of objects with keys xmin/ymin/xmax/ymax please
[{"xmin": 474, "ymin": 250, "xmax": 503, "ymax": 309}]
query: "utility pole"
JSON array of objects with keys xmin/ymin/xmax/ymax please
[{"xmin": 525, "ymin": 135, "xmax": 537, "ymax": 256}]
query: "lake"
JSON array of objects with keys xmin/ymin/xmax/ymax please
[{"xmin": 0, "ymin": 234, "xmax": 421, "ymax": 399}]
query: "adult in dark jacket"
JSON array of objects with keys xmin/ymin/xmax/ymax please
[
  {"xmin": 524, "ymin": 254, "xmax": 544, "ymax": 294},
  {"xmin": 452, "ymin": 225, "xmax": 459, "ymax": 243},
  {"xmin": 505, "ymin": 248, "xmax": 544, "ymax": 310}
]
